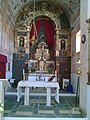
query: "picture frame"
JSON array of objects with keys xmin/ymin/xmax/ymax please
[
  {"xmin": 28, "ymin": 60, "xmax": 38, "ymax": 72},
  {"xmin": 63, "ymin": 79, "xmax": 69, "ymax": 89},
  {"xmin": 81, "ymin": 34, "xmax": 86, "ymax": 44}
]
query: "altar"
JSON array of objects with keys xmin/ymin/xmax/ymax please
[
  {"xmin": 27, "ymin": 35, "xmax": 55, "ymax": 75},
  {"xmin": 19, "ymin": 35, "xmax": 59, "ymax": 106},
  {"xmin": 17, "ymin": 80, "xmax": 59, "ymax": 106}
]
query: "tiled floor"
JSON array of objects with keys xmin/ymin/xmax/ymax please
[{"xmin": 4, "ymin": 95, "xmax": 86, "ymax": 118}]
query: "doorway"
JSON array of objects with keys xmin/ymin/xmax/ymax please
[{"xmin": 59, "ymin": 61, "xmax": 71, "ymax": 89}]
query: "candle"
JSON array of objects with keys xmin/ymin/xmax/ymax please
[
  {"xmin": 56, "ymin": 50, "xmax": 59, "ymax": 56},
  {"xmin": 47, "ymin": 49, "xmax": 48, "ymax": 53},
  {"xmin": 53, "ymin": 70, "xmax": 57, "ymax": 82},
  {"xmin": 59, "ymin": 41, "xmax": 61, "ymax": 50},
  {"xmin": 37, "ymin": 49, "xmax": 38, "ymax": 52},
  {"xmin": 23, "ymin": 69, "xmax": 25, "ymax": 75},
  {"xmin": 55, "ymin": 70, "xmax": 57, "ymax": 76}
]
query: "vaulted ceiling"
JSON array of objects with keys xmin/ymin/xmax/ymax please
[{"xmin": 1, "ymin": 0, "xmax": 80, "ymax": 27}]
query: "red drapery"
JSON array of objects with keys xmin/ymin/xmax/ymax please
[
  {"xmin": 30, "ymin": 17, "xmax": 55, "ymax": 47},
  {"xmin": 0, "ymin": 54, "xmax": 7, "ymax": 78}
]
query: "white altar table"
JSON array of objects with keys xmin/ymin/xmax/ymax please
[{"xmin": 17, "ymin": 81, "xmax": 60, "ymax": 106}]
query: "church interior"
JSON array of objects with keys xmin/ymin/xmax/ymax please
[{"xmin": 0, "ymin": 0, "xmax": 90, "ymax": 120}]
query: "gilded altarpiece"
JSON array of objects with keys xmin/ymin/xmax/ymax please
[{"xmin": 56, "ymin": 30, "xmax": 71, "ymax": 89}]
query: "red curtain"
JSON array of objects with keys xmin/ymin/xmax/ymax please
[
  {"xmin": 0, "ymin": 63, "xmax": 6, "ymax": 79},
  {"xmin": 0, "ymin": 54, "xmax": 7, "ymax": 62},
  {"xmin": 30, "ymin": 17, "xmax": 55, "ymax": 47},
  {"xmin": 0, "ymin": 54, "xmax": 7, "ymax": 78}
]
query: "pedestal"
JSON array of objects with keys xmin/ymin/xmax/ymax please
[
  {"xmin": 0, "ymin": 79, "xmax": 10, "ymax": 120},
  {"xmin": 24, "ymin": 87, "xmax": 29, "ymax": 105},
  {"xmin": 87, "ymin": 84, "xmax": 90, "ymax": 120},
  {"xmin": 46, "ymin": 88, "xmax": 51, "ymax": 106}
]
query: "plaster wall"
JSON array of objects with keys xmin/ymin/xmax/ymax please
[
  {"xmin": 71, "ymin": 53, "xmax": 80, "ymax": 93},
  {"xmin": 80, "ymin": 0, "xmax": 88, "ymax": 113},
  {"xmin": 71, "ymin": 16, "xmax": 80, "ymax": 94},
  {"xmin": 71, "ymin": 0, "xmax": 89, "ymax": 112},
  {"xmin": 87, "ymin": 85, "xmax": 90, "ymax": 120},
  {"xmin": 71, "ymin": 73, "xmax": 78, "ymax": 93}
]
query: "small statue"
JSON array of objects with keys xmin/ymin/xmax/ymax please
[{"xmin": 39, "ymin": 60, "xmax": 44, "ymax": 71}]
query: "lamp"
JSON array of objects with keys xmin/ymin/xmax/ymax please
[
  {"xmin": 77, "ymin": 67, "xmax": 81, "ymax": 76},
  {"xmin": 75, "ymin": 66, "xmax": 81, "ymax": 108}
]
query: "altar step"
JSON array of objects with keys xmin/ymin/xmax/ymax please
[
  {"xmin": 5, "ymin": 91, "xmax": 76, "ymax": 97},
  {"xmin": 4, "ymin": 117, "xmax": 87, "ymax": 120}
]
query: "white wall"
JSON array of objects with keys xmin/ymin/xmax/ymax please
[
  {"xmin": 80, "ymin": 0, "xmax": 88, "ymax": 113},
  {"xmin": 87, "ymin": 84, "xmax": 90, "ymax": 120},
  {"xmin": 71, "ymin": 73, "xmax": 78, "ymax": 93}
]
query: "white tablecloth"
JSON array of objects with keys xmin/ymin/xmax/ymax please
[{"xmin": 17, "ymin": 81, "xmax": 60, "ymax": 106}]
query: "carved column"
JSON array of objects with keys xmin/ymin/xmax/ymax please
[
  {"xmin": 56, "ymin": 27, "xmax": 60, "ymax": 50},
  {"xmin": 26, "ymin": 25, "xmax": 31, "ymax": 59},
  {"xmin": 86, "ymin": 18, "xmax": 90, "ymax": 84},
  {"xmin": 55, "ymin": 27, "xmax": 60, "ymax": 82},
  {"xmin": 14, "ymin": 28, "xmax": 18, "ymax": 52},
  {"xmin": 66, "ymin": 39, "xmax": 68, "ymax": 50}
]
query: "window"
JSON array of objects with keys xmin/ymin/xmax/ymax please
[{"xmin": 76, "ymin": 30, "xmax": 81, "ymax": 53}]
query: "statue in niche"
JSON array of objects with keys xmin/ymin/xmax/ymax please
[
  {"xmin": 61, "ymin": 40, "xmax": 66, "ymax": 50},
  {"xmin": 19, "ymin": 37, "xmax": 24, "ymax": 47},
  {"xmin": 39, "ymin": 58, "xmax": 45, "ymax": 71},
  {"xmin": 38, "ymin": 35, "xmax": 47, "ymax": 71}
]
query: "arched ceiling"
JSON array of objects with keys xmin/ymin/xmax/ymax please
[{"xmin": 1, "ymin": 0, "xmax": 80, "ymax": 27}]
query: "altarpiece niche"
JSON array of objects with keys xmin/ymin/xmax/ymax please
[{"xmin": 28, "ymin": 36, "xmax": 55, "ymax": 74}]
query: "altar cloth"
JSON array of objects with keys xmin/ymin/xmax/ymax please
[{"xmin": 17, "ymin": 81, "xmax": 60, "ymax": 106}]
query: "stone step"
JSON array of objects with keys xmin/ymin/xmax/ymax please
[{"xmin": 4, "ymin": 117, "xmax": 87, "ymax": 120}]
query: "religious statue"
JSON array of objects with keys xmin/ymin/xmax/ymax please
[
  {"xmin": 19, "ymin": 37, "xmax": 24, "ymax": 47},
  {"xmin": 61, "ymin": 40, "xmax": 66, "ymax": 50},
  {"xmin": 38, "ymin": 36, "xmax": 47, "ymax": 71},
  {"xmin": 39, "ymin": 59, "xmax": 45, "ymax": 71}
]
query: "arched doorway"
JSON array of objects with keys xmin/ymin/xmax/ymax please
[{"xmin": 0, "ymin": 54, "xmax": 7, "ymax": 78}]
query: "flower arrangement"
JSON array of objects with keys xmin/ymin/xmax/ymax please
[
  {"xmin": 0, "ymin": 101, "xmax": 4, "ymax": 112},
  {"xmin": 31, "ymin": 68, "xmax": 36, "ymax": 73},
  {"xmin": 48, "ymin": 63, "xmax": 55, "ymax": 74}
]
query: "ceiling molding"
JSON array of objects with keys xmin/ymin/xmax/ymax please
[{"xmin": 1, "ymin": 0, "xmax": 80, "ymax": 28}]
